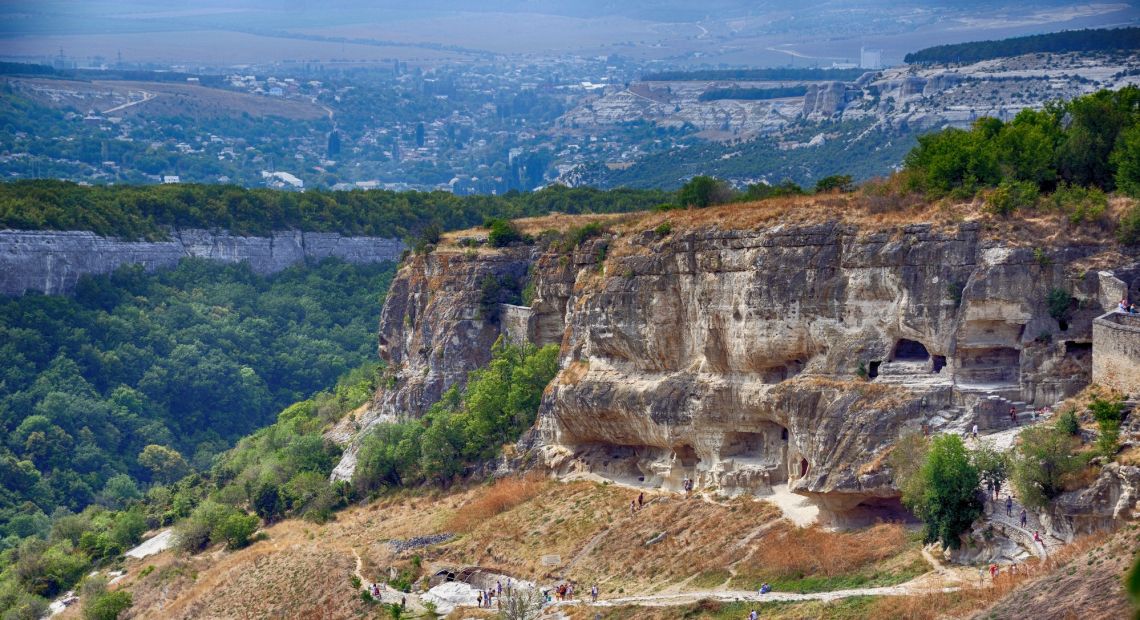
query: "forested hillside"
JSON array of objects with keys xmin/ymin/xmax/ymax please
[
  {"xmin": 0, "ymin": 181, "xmax": 669, "ymax": 240},
  {"xmin": 0, "ymin": 258, "xmax": 394, "ymax": 539},
  {"xmin": 904, "ymin": 27, "xmax": 1140, "ymax": 65}
]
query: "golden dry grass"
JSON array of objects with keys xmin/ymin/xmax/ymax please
[
  {"xmin": 447, "ymin": 474, "xmax": 546, "ymax": 532},
  {"xmin": 747, "ymin": 523, "xmax": 911, "ymax": 580}
]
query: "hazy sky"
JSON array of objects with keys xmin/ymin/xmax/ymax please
[{"xmin": 1, "ymin": 1, "xmax": 1136, "ymax": 67}]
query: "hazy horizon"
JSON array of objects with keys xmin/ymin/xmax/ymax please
[{"xmin": 3, "ymin": 0, "xmax": 1138, "ymax": 69}]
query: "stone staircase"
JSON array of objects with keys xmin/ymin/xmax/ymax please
[{"xmin": 981, "ymin": 482, "xmax": 1066, "ymax": 560}]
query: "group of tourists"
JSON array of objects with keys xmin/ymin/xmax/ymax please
[
  {"xmin": 985, "ymin": 559, "xmax": 1040, "ymax": 584},
  {"xmin": 682, "ymin": 477, "xmax": 695, "ymax": 493},
  {"xmin": 367, "ymin": 584, "xmax": 405, "ymax": 609},
  {"xmin": 630, "ymin": 491, "xmax": 647, "ymax": 516},
  {"xmin": 476, "ymin": 581, "xmax": 505, "ymax": 609},
  {"xmin": 1120, "ymin": 298, "xmax": 1138, "ymax": 314}
]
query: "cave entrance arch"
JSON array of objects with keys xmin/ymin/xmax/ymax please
[
  {"xmin": 799, "ymin": 458, "xmax": 809, "ymax": 478},
  {"xmin": 892, "ymin": 339, "xmax": 930, "ymax": 361},
  {"xmin": 672, "ymin": 444, "xmax": 701, "ymax": 468}
]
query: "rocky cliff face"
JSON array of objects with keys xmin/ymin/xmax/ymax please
[
  {"xmin": 337, "ymin": 207, "xmax": 1136, "ymax": 524},
  {"xmin": 0, "ymin": 229, "xmax": 405, "ymax": 295}
]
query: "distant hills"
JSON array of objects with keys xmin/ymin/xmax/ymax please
[{"xmin": 905, "ymin": 27, "xmax": 1140, "ymax": 65}]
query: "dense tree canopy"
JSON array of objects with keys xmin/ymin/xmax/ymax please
[
  {"xmin": 0, "ymin": 180, "xmax": 669, "ymax": 240},
  {"xmin": 353, "ymin": 339, "xmax": 559, "ymax": 493},
  {"xmin": 904, "ymin": 27, "xmax": 1140, "ymax": 65},
  {"xmin": 903, "ymin": 88, "xmax": 1140, "ymax": 211},
  {"xmin": 0, "ymin": 258, "xmax": 394, "ymax": 537}
]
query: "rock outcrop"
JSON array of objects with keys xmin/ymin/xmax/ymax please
[
  {"xmin": 0, "ymin": 229, "xmax": 405, "ymax": 295},
  {"xmin": 335, "ymin": 208, "xmax": 1136, "ymax": 523}
]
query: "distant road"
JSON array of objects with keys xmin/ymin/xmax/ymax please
[{"xmin": 102, "ymin": 89, "xmax": 156, "ymax": 114}]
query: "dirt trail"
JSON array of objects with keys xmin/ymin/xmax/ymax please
[{"xmin": 566, "ymin": 578, "xmax": 959, "ymax": 609}]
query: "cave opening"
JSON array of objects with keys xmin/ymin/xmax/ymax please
[
  {"xmin": 673, "ymin": 444, "xmax": 701, "ymax": 468},
  {"xmin": 892, "ymin": 339, "xmax": 930, "ymax": 361},
  {"xmin": 799, "ymin": 458, "xmax": 810, "ymax": 478},
  {"xmin": 932, "ymin": 355, "xmax": 947, "ymax": 373},
  {"xmin": 868, "ymin": 361, "xmax": 881, "ymax": 379},
  {"xmin": 1065, "ymin": 341, "xmax": 1092, "ymax": 355}
]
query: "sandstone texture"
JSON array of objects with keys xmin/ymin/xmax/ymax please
[
  {"xmin": 0, "ymin": 229, "xmax": 404, "ymax": 295},
  {"xmin": 338, "ymin": 212, "xmax": 1139, "ymax": 523}
]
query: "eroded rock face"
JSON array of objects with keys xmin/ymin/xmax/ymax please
[
  {"xmin": 0, "ymin": 229, "xmax": 404, "ymax": 295},
  {"xmin": 1046, "ymin": 463, "xmax": 1140, "ymax": 540},
  {"xmin": 344, "ymin": 217, "xmax": 1130, "ymax": 520}
]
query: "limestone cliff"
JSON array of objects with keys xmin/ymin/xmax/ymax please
[
  {"xmin": 335, "ymin": 203, "xmax": 1139, "ymax": 523},
  {"xmin": 0, "ymin": 229, "xmax": 404, "ymax": 296}
]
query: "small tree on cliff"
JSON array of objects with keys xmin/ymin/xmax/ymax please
[{"xmin": 902, "ymin": 434, "xmax": 982, "ymax": 549}]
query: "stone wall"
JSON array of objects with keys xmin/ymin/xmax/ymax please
[
  {"xmin": 500, "ymin": 304, "xmax": 536, "ymax": 346},
  {"xmin": 1093, "ymin": 312, "xmax": 1140, "ymax": 395},
  {"xmin": 0, "ymin": 229, "xmax": 405, "ymax": 296}
]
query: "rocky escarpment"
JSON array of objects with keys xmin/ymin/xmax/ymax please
[
  {"xmin": 337, "ymin": 210, "xmax": 1138, "ymax": 523},
  {"xmin": 0, "ymin": 229, "xmax": 405, "ymax": 295}
]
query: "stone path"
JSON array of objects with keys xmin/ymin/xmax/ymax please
[
  {"xmin": 763, "ymin": 483, "xmax": 820, "ymax": 527},
  {"xmin": 554, "ymin": 580, "xmax": 958, "ymax": 610}
]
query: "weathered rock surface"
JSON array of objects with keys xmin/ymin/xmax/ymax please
[
  {"xmin": 336, "ymin": 213, "xmax": 1137, "ymax": 523},
  {"xmin": 0, "ymin": 229, "xmax": 404, "ymax": 295}
]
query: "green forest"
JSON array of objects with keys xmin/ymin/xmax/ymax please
[
  {"xmin": 0, "ymin": 180, "xmax": 669, "ymax": 241},
  {"xmin": 0, "ymin": 258, "xmax": 394, "ymax": 540},
  {"xmin": 903, "ymin": 86, "xmax": 1140, "ymax": 230},
  {"xmin": 904, "ymin": 27, "xmax": 1140, "ymax": 65}
]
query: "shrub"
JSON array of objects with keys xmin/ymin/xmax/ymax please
[
  {"xmin": 1055, "ymin": 410, "xmax": 1080, "ymax": 436},
  {"xmin": 678, "ymin": 176, "xmax": 736, "ymax": 208},
  {"xmin": 215, "ymin": 512, "xmax": 259, "ymax": 549},
  {"xmin": 1110, "ymin": 123, "xmax": 1140, "ymax": 197},
  {"xmin": 172, "ymin": 518, "xmax": 211, "ymax": 554},
  {"xmin": 1046, "ymin": 288, "xmax": 1074, "ymax": 328},
  {"xmin": 653, "ymin": 221, "xmax": 673, "ymax": 236},
  {"xmin": 1089, "ymin": 395, "xmax": 1125, "ymax": 457},
  {"xmin": 985, "ymin": 179, "xmax": 1038, "ymax": 216},
  {"xmin": 485, "ymin": 218, "xmax": 523, "ymax": 247},
  {"xmin": 82, "ymin": 590, "xmax": 132, "ymax": 620},
  {"xmin": 901, "ymin": 434, "xmax": 981, "ymax": 549},
  {"xmin": 1049, "ymin": 183, "xmax": 1107, "ymax": 225},
  {"xmin": 814, "ymin": 174, "xmax": 855, "ymax": 193},
  {"xmin": 561, "ymin": 221, "xmax": 606, "ymax": 250},
  {"xmin": 972, "ymin": 446, "xmax": 1009, "ymax": 500},
  {"xmin": 1011, "ymin": 426, "xmax": 1081, "ymax": 509},
  {"xmin": 1120, "ymin": 202, "xmax": 1140, "ymax": 245}
]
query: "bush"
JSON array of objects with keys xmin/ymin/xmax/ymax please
[
  {"xmin": 1120, "ymin": 202, "xmax": 1140, "ymax": 245},
  {"xmin": 172, "ymin": 518, "xmax": 211, "ymax": 554},
  {"xmin": 901, "ymin": 434, "xmax": 981, "ymax": 549},
  {"xmin": 1046, "ymin": 288, "xmax": 1074, "ymax": 327},
  {"xmin": 985, "ymin": 179, "xmax": 1039, "ymax": 216},
  {"xmin": 485, "ymin": 218, "xmax": 523, "ymax": 247},
  {"xmin": 1049, "ymin": 183, "xmax": 1107, "ymax": 225},
  {"xmin": 1090, "ymin": 395, "xmax": 1125, "ymax": 457},
  {"xmin": 215, "ymin": 512, "xmax": 259, "ymax": 550},
  {"xmin": 83, "ymin": 590, "xmax": 132, "ymax": 620},
  {"xmin": 678, "ymin": 176, "xmax": 736, "ymax": 208},
  {"xmin": 972, "ymin": 446, "xmax": 1009, "ymax": 500},
  {"xmin": 653, "ymin": 221, "xmax": 673, "ymax": 236},
  {"xmin": 814, "ymin": 174, "xmax": 855, "ymax": 193},
  {"xmin": 1113, "ymin": 124, "xmax": 1140, "ymax": 197},
  {"xmin": 1055, "ymin": 410, "xmax": 1081, "ymax": 436},
  {"xmin": 1011, "ymin": 426, "xmax": 1081, "ymax": 509}
]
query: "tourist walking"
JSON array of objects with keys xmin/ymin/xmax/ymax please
[
  {"xmin": 1019, "ymin": 508, "xmax": 1027, "ymax": 528},
  {"xmin": 630, "ymin": 500, "xmax": 636, "ymax": 516},
  {"xmin": 971, "ymin": 423, "xmax": 978, "ymax": 440},
  {"xmin": 638, "ymin": 491, "xmax": 644, "ymax": 509},
  {"xmin": 1006, "ymin": 495, "xmax": 1013, "ymax": 517},
  {"xmin": 1009, "ymin": 406, "xmax": 1017, "ymax": 425},
  {"xmin": 591, "ymin": 584, "xmax": 598, "ymax": 603}
]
